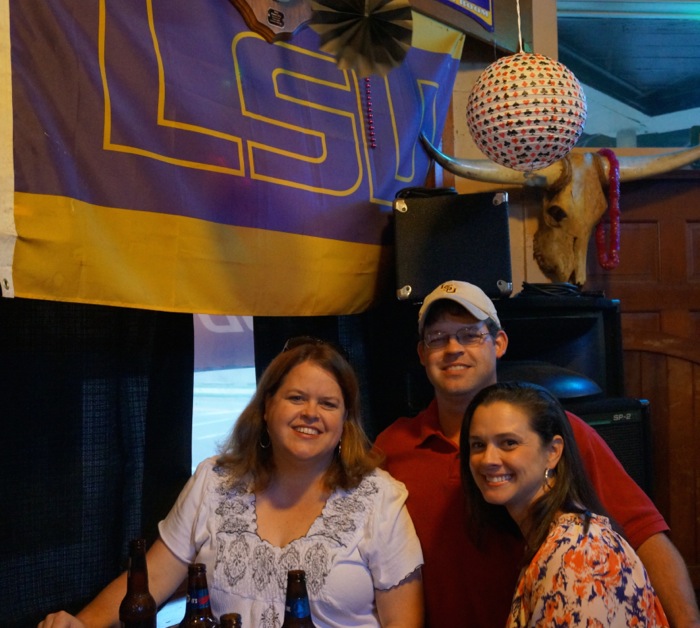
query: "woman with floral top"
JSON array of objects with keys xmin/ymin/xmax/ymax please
[
  {"xmin": 461, "ymin": 381, "xmax": 668, "ymax": 627},
  {"xmin": 39, "ymin": 339, "xmax": 423, "ymax": 628}
]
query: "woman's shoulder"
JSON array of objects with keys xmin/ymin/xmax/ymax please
[
  {"xmin": 552, "ymin": 511, "xmax": 606, "ymax": 534},
  {"xmin": 192, "ymin": 455, "xmax": 251, "ymax": 492},
  {"xmin": 191, "ymin": 455, "xmax": 223, "ymax": 479},
  {"xmin": 547, "ymin": 512, "xmax": 627, "ymax": 556},
  {"xmin": 556, "ymin": 510, "xmax": 600, "ymax": 523},
  {"xmin": 353, "ymin": 467, "xmax": 409, "ymax": 502},
  {"xmin": 364, "ymin": 466, "xmax": 406, "ymax": 487},
  {"xmin": 324, "ymin": 470, "xmax": 412, "ymax": 539},
  {"xmin": 193, "ymin": 454, "xmax": 217, "ymax": 471}
]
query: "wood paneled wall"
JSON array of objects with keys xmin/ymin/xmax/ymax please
[{"xmin": 585, "ymin": 172, "xmax": 700, "ymax": 590}]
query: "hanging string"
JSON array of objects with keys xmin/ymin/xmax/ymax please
[{"xmin": 515, "ymin": 0, "xmax": 524, "ymax": 53}]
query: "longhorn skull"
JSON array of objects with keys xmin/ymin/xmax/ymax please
[{"xmin": 421, "ymin": 134, "xmax": 700, "ymax": 285}]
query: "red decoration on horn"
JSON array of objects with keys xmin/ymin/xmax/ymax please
[{"xmin": 596, "ymin": 148, "xmax": 621, "ymax": 270}]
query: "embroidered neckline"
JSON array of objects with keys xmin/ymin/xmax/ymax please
[{"xmin": 211, "ymin": 465, "xmax": 381, "ymax": 598}]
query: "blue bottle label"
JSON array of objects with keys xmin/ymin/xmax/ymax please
[
  {"xmin": 187, "ymin": 588, "xmax": 210, "ymax": 609},
  {"xmin": 286, "ymin": 598, "xmax": 311, "ymax": 618}
]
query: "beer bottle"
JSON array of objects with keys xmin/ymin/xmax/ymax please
[
  {"xmin": 220, "ymin": 613, "xmax": 243, "ymax": 628},
  {"xmin": 179, "ymin": 563, "xmax": 219, "ymax": 627},
  {"xmin": 119, "ymin": 538, "xmax": 157, "ymax": 628},
  {"xmin": 281, "ymin": 570, "xmax": 316, "ymax": 627}
]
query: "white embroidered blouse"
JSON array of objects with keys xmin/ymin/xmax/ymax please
[{"xmin": 159, "ymin": 457, "xmax": 423, "ymax": 627}]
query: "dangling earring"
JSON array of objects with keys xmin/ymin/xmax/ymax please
[
  {"xmin": 259, "ymin": 428, "xmax": 271, "ymax": 449},
  {"xmin": 543, "ymin": 467, "xmax": 555, "ymax": 488},
  {"xmin": 337, "ymin": 439, "xmax": 342, "ymax": 456}
]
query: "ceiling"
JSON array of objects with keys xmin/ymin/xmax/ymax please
[{"xmin": 556, "ymin": 1, "xmax": 700, "ymax": 117}]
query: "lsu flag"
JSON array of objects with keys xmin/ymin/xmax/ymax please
[{"xmin": 1, "ymin": 0, "xmax": 463, "ymax": 315}]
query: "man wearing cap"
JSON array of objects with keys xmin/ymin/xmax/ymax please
[{"xmin": 374, "ymin": 280, "xmax": 700, "ymax": 628}]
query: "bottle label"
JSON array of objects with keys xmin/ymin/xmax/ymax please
[
  {"xmin": 286, "ymin": 598, "xmax": 311, "ymax": 618},
  {"xmin": 187, "ymin": 588, "xmax": 211, "ymax": 609}
]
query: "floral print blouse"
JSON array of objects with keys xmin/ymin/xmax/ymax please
[{"xmin": 509, "ymin": 512, "xmax": 669, "ymax": 627}]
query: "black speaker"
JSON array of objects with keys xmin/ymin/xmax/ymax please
[
  {"xmin": 496, "ymin": 295, "xmax": 625, "ymax": 398},
  {"xmin": 563, "ymin": 397, "xmax": 653, "ymax": 498},
  {"xmin": 393, "ymin": 190, "xmax": 513, "ymax": 302}
]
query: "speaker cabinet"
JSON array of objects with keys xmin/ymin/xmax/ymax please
[
  {"xmin": 563, "ymin": 397, "xmax": 653, "ymax": 498},
  {"xmin": 496, "ymin": 295, "xmax": 625, "ymax": 398},
  {"xmin": 393, "ymin": 190, "xmax": 513, "ymax": 302}
]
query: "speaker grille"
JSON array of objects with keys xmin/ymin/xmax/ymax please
[{"xmin": 564, "ymin": 398, "xmax": 653, "ymax": 498}]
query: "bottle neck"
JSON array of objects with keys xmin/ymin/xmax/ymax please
[
  {"xmin": 126, "ymin": 545, "xmax": 150, "ymax": 594},
  {"xmin": 184, "ymin": 575, "xmax": 215, "ymax": 617},
  {"xmin": 221, "ymin": 613, "xmax": 242, "ymax": 628}
]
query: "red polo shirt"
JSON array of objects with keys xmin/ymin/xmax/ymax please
[{"xmin": 374, "ymin": 399, "xmax": 668, "ymax": 628}]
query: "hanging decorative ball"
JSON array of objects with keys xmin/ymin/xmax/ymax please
[{"xmin": 466, "ymin": 52, "xmax": 587, "ymax": 172}]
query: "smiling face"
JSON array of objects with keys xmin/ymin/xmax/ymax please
[
  {"xmin": 418, "ymin": 311, "xmax": 507, "ymax": 407},
  {"xmin": 467, "ymin": 400, "xmax": 563, "ymax": 526},
  {"xmin": 264, "ymin": 360, "xmax": 346, "ymax": 472}
]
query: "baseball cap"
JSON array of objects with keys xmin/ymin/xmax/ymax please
[{"xmin": 418, "ymin": 280, "xmax": 501, "ymax": 333}]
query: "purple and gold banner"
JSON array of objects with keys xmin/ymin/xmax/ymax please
[
  {"xmin": 3, "ymin": 0, "xmax": 463, "ymax": 315},
  {"xmin": 434, "ymin": 0, "xmax": 493, "ymax": 32}
]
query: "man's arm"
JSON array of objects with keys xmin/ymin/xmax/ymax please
[
  {"xmin": 567, "ymin": 412, "xmax": 699, "ymax": 625},
  {"xmin": 636, "ymin": 533, "xmax": 700, "ymax": 628}
]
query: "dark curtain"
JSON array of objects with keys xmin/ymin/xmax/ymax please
[{"xmin": 0, "ymin": 296, "xmax": 193, "ymax": 628}]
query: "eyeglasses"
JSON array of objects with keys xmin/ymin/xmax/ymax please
[{"xmin": 423, "ymin": 328, "xmax": 491, "ymax": 350}]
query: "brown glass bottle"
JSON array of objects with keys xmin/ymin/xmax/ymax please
[
  {"xmin": 119, "ymin": 538, "xmax": 157, "ymax": 628},
  {"xmin": 220, "ymin": 613, "xmax": 242, "ymax": 628},
  {"xmin": 281, "ymin": 570, "xmax": 316, "ymax": 627},
  {"xmin": 179, "ymin": 563, "xmax": 219, "ymax": 627}
]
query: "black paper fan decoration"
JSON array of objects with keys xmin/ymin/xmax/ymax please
[{"xmin": 309, "ymin": 0, "xmax": 413, "ymax": 77}]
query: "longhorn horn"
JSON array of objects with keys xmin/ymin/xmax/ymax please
[
  {"xmin": 615, "ymin": 144, "xmax": 700, "ymax": 182},
  {"xmin": 420, "ymin": 133, "xmax": 565, "ymax": 187}
]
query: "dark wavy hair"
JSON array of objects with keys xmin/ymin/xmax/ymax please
[
  {"xmin": 217, "ymin": 340, "xmax": 381, "ymax": 491},
  {"xmin": 460, "ymin": 381, "xmax": 616, "ymax": 563}
]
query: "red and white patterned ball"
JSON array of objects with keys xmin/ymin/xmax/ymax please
[{"xmin": 466, "ymin": 52, "xmax": 587, "ymax": 172}]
